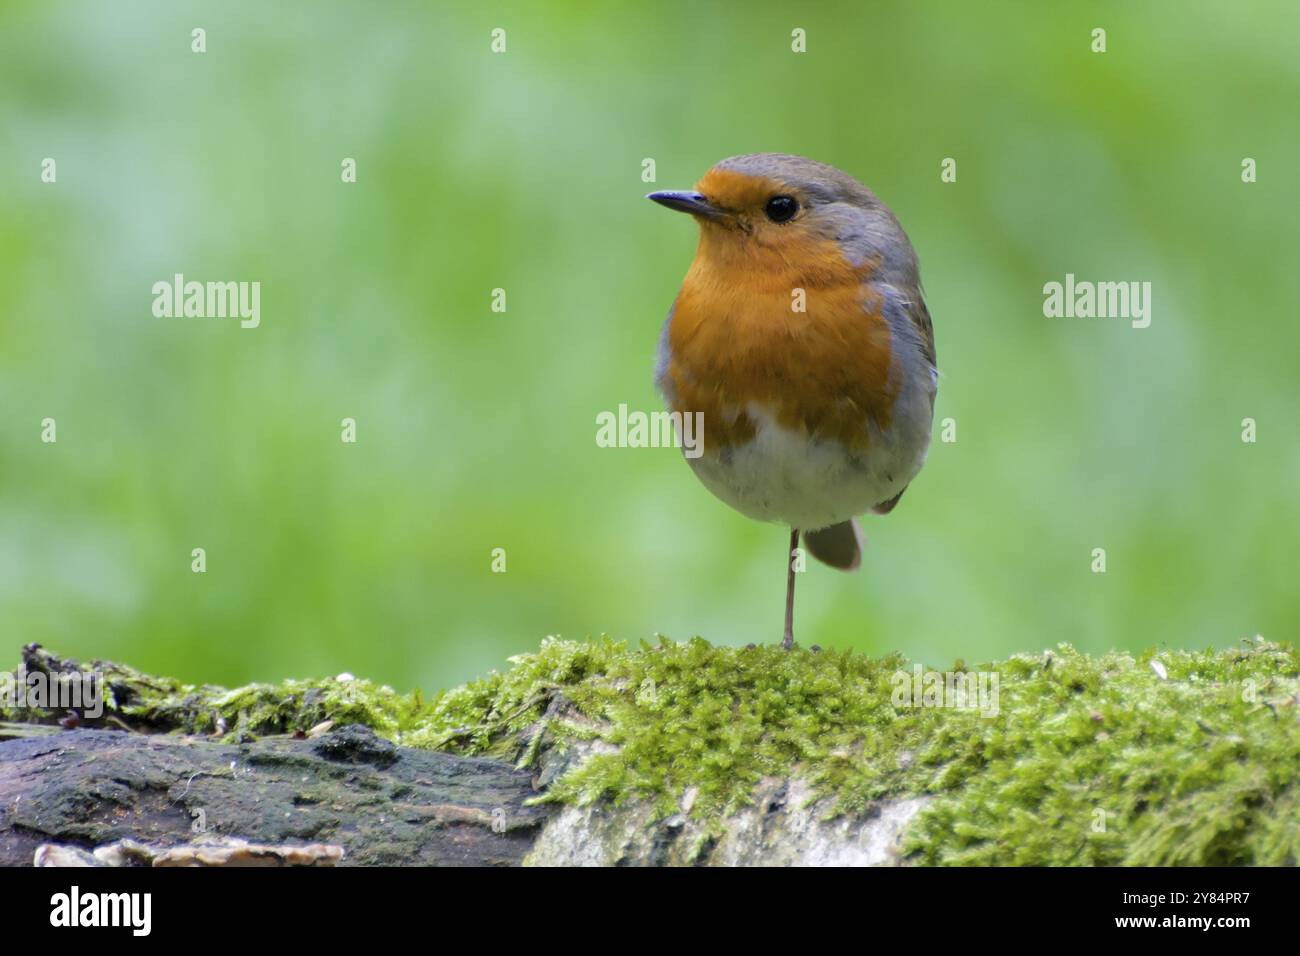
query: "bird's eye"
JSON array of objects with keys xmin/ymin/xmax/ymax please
[{"xmin": 764, "ymin": 195, "xmax": 798, "ymax": 223}]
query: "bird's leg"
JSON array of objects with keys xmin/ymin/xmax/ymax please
[{"xmin": 782, "ymin": 527, "xmax": 799, "ymax": 650}]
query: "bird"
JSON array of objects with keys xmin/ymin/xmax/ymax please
[{"xmin": 648, "ymin": 153, "xmax": 937, "ymax": 650}]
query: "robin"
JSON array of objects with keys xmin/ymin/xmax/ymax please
[{"xmin": 648, "ymin": 153, "xmax": 937, "ymax": 649}]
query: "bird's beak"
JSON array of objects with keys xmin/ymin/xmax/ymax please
[{"xmin": 646, "ymin": 190, "xmax": 724, "ymax": 220}]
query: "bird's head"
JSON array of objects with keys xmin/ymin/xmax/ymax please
[{"xmin": 648, "ymin": 153, "xmax": 917, "ymax": 283}]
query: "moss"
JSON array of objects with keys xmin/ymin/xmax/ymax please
[
  {"xmin": 6, "ymin": 637, "xmax": 1298, "ymax": 865},
  {"xmin": 2, "ymin": 644, "xmax": 422, "ymax": 739}
]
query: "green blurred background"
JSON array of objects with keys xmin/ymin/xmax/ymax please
[{"xmin": 1, "ymin": 1, "xmax": 1296, "ymax": 692}]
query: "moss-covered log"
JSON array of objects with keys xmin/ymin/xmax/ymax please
[{"xmin": 2, "ymin": 637, "xmax": 1297, "ymax": 866}]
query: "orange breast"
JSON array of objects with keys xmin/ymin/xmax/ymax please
[{"xmin": 663, "ymin": 231, "xmax": 897, "ymax": 453}]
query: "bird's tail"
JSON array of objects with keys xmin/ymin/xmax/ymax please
[{"xmin": 802, "ymin": 519, "xmax": 864, "ymax": 571}]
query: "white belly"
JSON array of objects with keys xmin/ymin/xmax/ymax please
[
  {"xmin": 686, "ymin": 387, "xmax": 933, "ymax": 531},
  {"xmin": 657, "ymin": 284, "xmax": 938, "ymax": 531}
]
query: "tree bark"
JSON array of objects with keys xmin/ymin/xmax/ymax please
[{"xmin": 0, "ymin": 723, "xmax": 550, "ymax": 867}]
